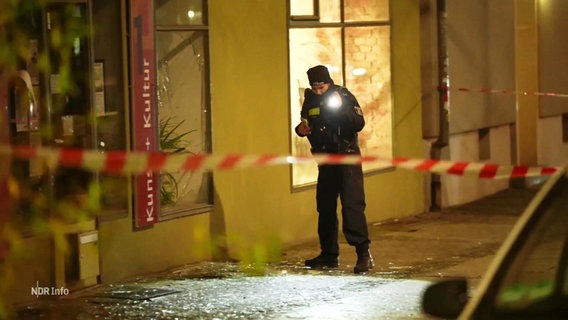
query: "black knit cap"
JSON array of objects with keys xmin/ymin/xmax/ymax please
[{"xmin": 307, "ymin": 65, "xmax": 333, "ymax": 86}]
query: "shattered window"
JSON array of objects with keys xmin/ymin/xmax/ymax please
[{"xmin": 155, "ymin": 0, "xmax": 212, "ymax": 218}]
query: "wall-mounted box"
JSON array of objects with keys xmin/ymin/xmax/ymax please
[{"xmin": 65, "ymin": 231, "xmax": 100, "ymax": 281}]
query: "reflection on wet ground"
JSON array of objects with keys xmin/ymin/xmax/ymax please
[
  {"xmin": 17, "ymin": 188, "xmax": 537, "ymax": 319},
  {"xmin": 19, "ymin": 261, "xmax": 430, "ymax": 319}
]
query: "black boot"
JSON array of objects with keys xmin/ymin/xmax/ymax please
[
  {"xmin": 354, "ymin": 250, "xmax": 374, "ymax": 274},
  {"xmin": 305, "ymin": 253, "xmax": 339, "ymax": 269}
]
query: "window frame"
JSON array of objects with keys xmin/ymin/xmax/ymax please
[
  {"xmin": 288, "ymin": 0, "xmax": 394, "ymax": 189},
  {"xmin": 154, "ymin": 0, "xmax": 213, "ymax": 220}
]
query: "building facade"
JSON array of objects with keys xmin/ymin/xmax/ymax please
[
  {"xmin": 1, "ymin": 0, "xmax": 432, "ymax": 306},
  {"xmin": 420, "ymin": 0, "xmax": 568, "ymax": 207},
  {"xmin": 5, "ymin": 0, "xmax": 568, "ymax": 308}
]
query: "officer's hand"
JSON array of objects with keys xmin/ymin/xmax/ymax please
[{"xmin": 297, "ymin": 121, "xmax": 311, "ymax": 135}]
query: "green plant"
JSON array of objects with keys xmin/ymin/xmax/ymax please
[
  {"xmin": 159, "ymin": 117, "xmax": 195, "ymax": 206},
  {"xmin": 160, "ymin": 117, "xmax": 194, "ymax": 152}
]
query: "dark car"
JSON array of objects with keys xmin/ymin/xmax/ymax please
[{"xmin": 422, "ymin": 168, "xmax": 568, "ymax": 319}]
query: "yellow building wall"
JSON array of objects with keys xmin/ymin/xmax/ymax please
[
  {"xmin": 209, "ymin": 0, "xmax": 425, "ymax": 259},
  {"xmin": 2, "ymin": 236, "xmax": 52, "ymax": 305},
  {"xmin": 98, "ymin": 213, "xmax": 212, "ymax": 283}
]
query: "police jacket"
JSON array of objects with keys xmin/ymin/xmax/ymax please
[{"xmin": 295, "ymin": 84, "xmax": 365, "ymax": 154}]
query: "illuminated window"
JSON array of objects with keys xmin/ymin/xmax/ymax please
[
  {"xmin": 289, "ymin": 0, "xmax": 392, "ymax": 187},
  {"xmin": 155, "ymin": 0, "xmax": 212, "ymax": 218},
  {"xmin": 344, "ymin": 0, "xmax": 389, "ymax": 21},
  {"xmin": 156, "ymin": 0, "xmax": 205, "ymax": 25},
  {"xmin": 290, "ymin": 0, "xmax": 318, "ymax": 19}
]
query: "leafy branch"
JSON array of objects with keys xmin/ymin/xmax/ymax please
[
  {"xmin": 159, "ymin": 117, "xmax": 195, "ymax": 206},
  {"xmin": 159, "ymin": 117, "xmax": 195, "ymax": 153}
]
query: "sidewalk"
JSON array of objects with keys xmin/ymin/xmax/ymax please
[
  {"xmin": 284, "ymin": 185, "xmax": 539, "ymax": 281},
  {"xmin": 16, "ymin": 186, "xmax": 540, "ymax": 319}
]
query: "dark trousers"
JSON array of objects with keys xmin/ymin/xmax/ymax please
[{"xmin": 316, "ymin": 164, "xmax": 370, "ymax": 256}]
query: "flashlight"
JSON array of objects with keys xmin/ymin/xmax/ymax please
[{"xmin": 325, "ymin": 91, "xmax": 342, "ymax": 109}]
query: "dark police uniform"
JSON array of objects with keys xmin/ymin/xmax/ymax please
[{"xmin": 295, "ymin": 84, "xmax": 371, "ymax": 263}]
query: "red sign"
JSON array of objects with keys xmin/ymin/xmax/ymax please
[{"xmin": 129, "ymin": 0, "xmax": 159, "ymax": 228}]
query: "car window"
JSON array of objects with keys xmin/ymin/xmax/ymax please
[{"xmin": 494, "ymin": 176, "xmax": 568, "ymax": 313}]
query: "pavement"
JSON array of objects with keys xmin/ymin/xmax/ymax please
[
  {"xmin": 14, "ymin": 185, "xmax": 541, "ymax": 319},
  {"xmin": 287, "ymin": 185, "xmax": 539, "ymax": 282}
]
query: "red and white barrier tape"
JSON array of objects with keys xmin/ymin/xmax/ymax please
[
  {"xmin": 442, "ymin": 86, "xmax": 568, "ymax": 98},
  {"xmin": 0, "ymin": 144, "xmax": 561, "ymax": 179}
]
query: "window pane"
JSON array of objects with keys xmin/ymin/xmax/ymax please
[
  {"xmin": 345, "ymin": 26, "xmax": 392, "ymax": 171},
  {"xmin": 320, "ymin": 0, "xmax": 341, "ymax": 23},
  {"xmin": 155, "ymin": 0, "xmax": 204, "ymax": 25},
  {"xmin": 291, "ymin": 0, "xmax": 315, "ymax": 16},
  {"xmin": 98, "ymin": 114, "xmax": 129, "ymax": 213},
  {"xmin": 156, "ymin": 30, "xmax": 211, "ymax": 211},
  {"xmin": 289, "ymin": 27, "xmax": 342, "ymax": 186},
  {"xmin": 345, "ymin": 0, "xmax": 390, "ymax": 22}
]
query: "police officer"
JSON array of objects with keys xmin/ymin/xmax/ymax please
[{"xmin": 295, "ymin": 65, "xmax": 373, "ymax": 274}]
